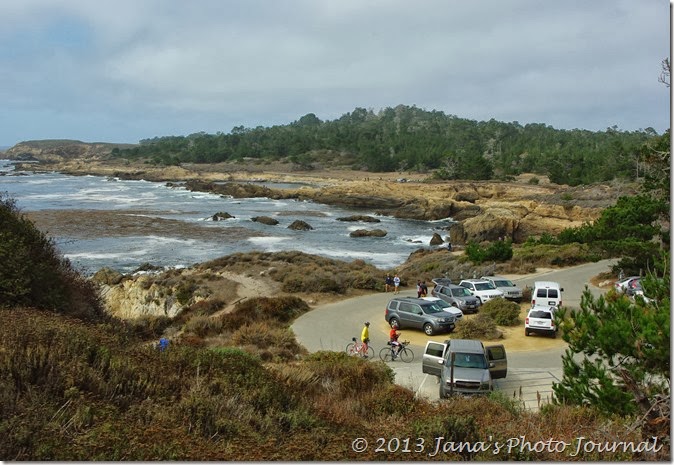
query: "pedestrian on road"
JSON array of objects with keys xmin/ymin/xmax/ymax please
[
  {"xmin": 421, "ymin": 281, "xmax": 428, "ymax": 297},
  {"xmin": 417, "ymin": 280, "xmax": 422, "ymax": 298},
  {"xmin": 393, "ymin": 274, "xmax": 401, "ymax": 294},
  {"xmin": 385, "ymin": 273, "xmax": 394, "ymax": 292}
]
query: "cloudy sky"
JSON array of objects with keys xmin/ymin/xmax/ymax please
[{"xmin": 0, "ymin": 0, "xmax": 669, "ymax": 146}]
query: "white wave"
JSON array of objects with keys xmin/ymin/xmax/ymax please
[
  {"xmin": 247, "ymin": 236, "xmax": 291, "ymax": 246},
  {"xmin": 65, "ymin": 250, "xmax": 149, "ymax": 260}
]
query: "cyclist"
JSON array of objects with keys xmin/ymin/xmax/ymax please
[
  {"xmin": 389, "ymin": 326, "xmax": 401, "ymax": 357},
  {"xmin": 361, "ymin": 322, "xmax": 370, "ymax": 357}
]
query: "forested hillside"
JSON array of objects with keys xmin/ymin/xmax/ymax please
[{"xmin": 113, "ymin": 105, "xmax": 659, "ymax": 186}]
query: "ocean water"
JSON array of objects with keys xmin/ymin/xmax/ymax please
[{"xmin": 0, "ymin": 160, "xmax": 454, "ymax": 274}]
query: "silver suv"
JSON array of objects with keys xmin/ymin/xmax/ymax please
[
  {"xmin": 430, "ymin": 279, "xmax": 481, "ymax": 314},
  {"xmin": 480, "ymin": 276, "xmax": 523, "ymax": 302},
  {"xmin": 384, "ymin": 297, "xmax": 456, "ymax": 336},
  {"xmin": 422, "ymin": 338, "xmax": 507, "ymax": 397}
]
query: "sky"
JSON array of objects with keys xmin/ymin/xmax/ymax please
[{"xmin": 0, "ymin": 0, "xmax": 670, "ymax": 147}]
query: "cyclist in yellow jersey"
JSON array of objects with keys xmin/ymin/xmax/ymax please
[{"xmin": 361, "ymin": 322, "xmax": 370, "ymax": 357}]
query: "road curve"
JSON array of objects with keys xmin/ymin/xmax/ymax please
[
  {"xmin": 291, "ymin": 259, "xmax": 616, "ymax": 409},
  {"xmin": 292, "ymin": 258, "xmax": 616, "ymax": 357}
]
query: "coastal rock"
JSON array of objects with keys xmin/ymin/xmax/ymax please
[
  {"xmin": 91, "ymin": 267, "xmax": 124, "ymax": 286},
  {"xmin": 288, "ymin": 220, "xmax": 314, "ymax": 230},
  {"xmin": 336, "ymin": 215, "xmax": 380, "ymax": 223},
  {"xmin": 251, "ymin": 216, "xmax": 279, "ymax": 225},
  {"xmin": 212, "ymin": 211, "xmax": 234, "ymax": 221},
  {"xmin": 429, "ymin": 233, "xmax": 444, "ymax": 246},
  {"xmin": 350, "ymin": 229, "xmax": 387, "ymax": 237}
]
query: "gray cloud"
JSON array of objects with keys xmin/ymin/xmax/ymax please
[{"xmin": 0, "ymin": 0, "xmax": 668, "ymax": 144}]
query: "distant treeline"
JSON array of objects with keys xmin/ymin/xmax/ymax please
[{"xmin": 112, "ymin": 105, "xmax": 660, "ymax": 186}]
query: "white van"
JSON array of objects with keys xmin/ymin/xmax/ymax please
[{"xmin": 531, "ymin": 281, "xmax": 564, "ymax": 307}]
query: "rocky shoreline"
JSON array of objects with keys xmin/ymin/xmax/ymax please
[{"xmin": 7, "ymin": 153, "xmax": 632, "ymax": 244}]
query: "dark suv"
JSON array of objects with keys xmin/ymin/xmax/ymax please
[
  {"xmin": 431, "ymin": 278, "xmax": 481, "ymax": 314},
  {"xmin": 385, "ymin": 297, "xmax": 456, "ymax": 336}
]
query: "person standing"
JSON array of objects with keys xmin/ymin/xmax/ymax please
[
  {"xmin": 421, "ymin": 281, "xmax": 428, "ymax": 297},
  {"xmin": 361, "ymin": 321, "xmax": 370, "ymax": 357},
  {"xmin": 393, "ymin": 274, "xmax": 401, "ymax": 294},
  {"xmin": 385, "ymin": 273, "xmax": 394, "ymax": 292},
  {"xmin": 417, "ymin": 280, "xmax": 423, "ymax": 298}
]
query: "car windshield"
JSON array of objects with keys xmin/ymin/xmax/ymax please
[
  {"xmin": 475, "ymin": 283, "xmax": 495, "ymax": 291},
  {"xmin": 449, "ymin": 352, "xmax": 487, "ymax": 369},
  {"xmin": 431, "ymin": 300, "xmax": 450, "ymax": 309},
  {"xmin": 422, "ymin": 304, "xmax": 444, "ymax": 314},
  {"xmin": 494, "ymin": 280, "xmax": 514, "ymax": 287},
  {"xmin": 451, "ymin": 288, "xmax": 472, "ymax": 297}
]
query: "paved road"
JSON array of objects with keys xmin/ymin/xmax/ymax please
[{"xmin": 291, "ymin": 259, "xmax": 616, "ymax": 411}]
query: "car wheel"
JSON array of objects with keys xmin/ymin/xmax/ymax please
[
  {"xmin": 525, "ymin": 329, "xmax": 530, "ymax": 336},
  {"xmin": 439, "ymin": 384, "xmax": 447, "ymax": 399},
  {"xmin": 389, "ymin": 318, "xmax": 399, "ymax": 329},
  {"xmin": 423, "ymin": 323, "xmax": 434, "ymax": 336}
]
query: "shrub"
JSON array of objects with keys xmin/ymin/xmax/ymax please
[
  {"xmin": 454, "ymin": 314, "xmax": 502, "ymax": 340},
  {"xmin": 0, "ymin": 193, "xmax": 105, "ymax": 321},
  {"xmin": 479, "ymin": 298, "xmax": 521, "ymax": 326},
  {"xmin": 465, "ymin": 240, "xmax": 513, "ymax": 264}
]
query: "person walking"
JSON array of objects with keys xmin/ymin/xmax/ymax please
[
  {"xmin": 393, "ymin": 274, "xmax": 401, "ymax": 294},
  {"xmin": 385, "ymin": 273, "xmax": 394, "ymax": 292},
  {"xmin": 421, "ymin": 281, "xmax": 428, "ymax": 297},
  {"xmin": 361, "ymin": 321, "xmax": 370, "ymax": 357},
  {"xmin": 417, "ymin": 280, "xmax": 422, "ymax": 298}
]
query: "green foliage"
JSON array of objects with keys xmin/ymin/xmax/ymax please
[
  {"xmin": 111, "ymin": 106, "xmax": 656, "ymax": 183},
  {"xmin": 454, "ymin": 313, "xmax": 502, "ymax": 340},
  {"xmin": 479, "ymin": 298, "xmax": 521, "ymax": 326},
  {"xmin": 553, "ymin": 254, "xmax": 670, "ymax": 435},
  {"xmin": 465, "ymin": 239, "xmax": 513, "ymax": 264},
  {"xmin": 0, "ymin": 193, "xmax": 105, "ymax": 321}
]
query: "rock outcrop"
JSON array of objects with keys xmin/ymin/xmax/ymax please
[
  {"xmin": 252, "ymin": 216, "xmax": 279, "ymax": 225},
  {"xmin": 288, "ymin": 220, "xmax": 314, "ymax": 230},
  {"xmin": 350, "ymin": 229, "xmax": 387, "ymax": 237}
]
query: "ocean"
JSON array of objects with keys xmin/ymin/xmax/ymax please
[{"xmin": 0, "ymin": 159, "xmax": 454, "ymax": 275}]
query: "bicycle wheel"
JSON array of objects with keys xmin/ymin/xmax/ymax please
[
  {"xmin": 379, "ymin": 347, "xmax": 393, "ymax": 362},
  {"xmin": 364, "ymin": 346, "xmax": 374, "ymax": 359},
  {"xmin": 399, "ymin": 347, "xmax": 414, "ymax": 363},
  {"xmin": 345, "ymin": 342, "xmax": 358, "ymax": 356}
]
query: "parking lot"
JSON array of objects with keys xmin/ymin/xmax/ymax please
[{"xmin": 385, "ymin": 357, "xmax": 563, "ymax": 412}]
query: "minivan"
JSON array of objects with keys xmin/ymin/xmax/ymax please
[{"xmin": 531, "ymin": 281, "xmax": 564, "ymax": 307}]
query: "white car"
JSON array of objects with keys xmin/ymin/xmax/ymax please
[
  {"xmin": 525, "ymin": 305, "xmax": 557, "ymax": 337},
  {"xmin": 458, "ymin": 279, "xmax": 504, "ymax": 304},
  {"xmin": 421, "ymin": 296, "xmax": 464, "ymax": 320},
  {"xmin": 481, "ymin": 276, "xmax": 523, "ymax": 302}
]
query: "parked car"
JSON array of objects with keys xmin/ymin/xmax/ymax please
[
  {"xmin": 614, "ymin": 276, "xmax": 641, "ymax": 293},
  {"xmin": 531, "ymin": 281, "xmax": 564, "ymax": 307},
  {"xmin": 384, "ymin": 297, "xmax": 456, "ymax": 336},
  {"xmin": 430, "ymin": 278, "xmax": 481, "ymax": 314},
  {"xmin": 421, "ymin": 296, "xmax": 463, "ymax": 320},
  {"xmin": 422, "ymin": 338, "xmax": 507, "ymax": 397},
  {"xmin": 524, "ymin": 305, "xmax": 557, "ymax": 337},
  {"xmin": 458, "ymin": 279, "xmax": 504, "ymax": 304},
  {"xmin": 480, "ymin": 275, "xmax": 523, "ymax": 302}
]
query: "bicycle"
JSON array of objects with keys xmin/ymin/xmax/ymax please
[
  {"xmin": 379, "ymin": 340, "xmax": 414, "ymax": 362},
  {"xmin": 345, "ymin": 337, "xmax": 374, "ymax": 359}
]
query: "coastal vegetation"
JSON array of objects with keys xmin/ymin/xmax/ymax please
[
  {"xmin": 0, "ymin": 94, "xmax": 670, "ymax": 458},
  {"xmin": 110, "ymin": 105, "xmax": 658, "ymax": 187}
]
